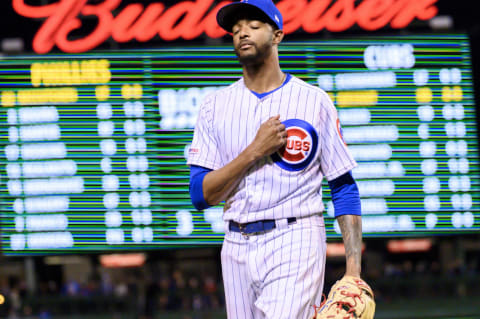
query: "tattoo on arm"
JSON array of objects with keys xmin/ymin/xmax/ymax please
[{"xmin": 337, "ymin": 214, "xmax": 362, "ymax": 277}]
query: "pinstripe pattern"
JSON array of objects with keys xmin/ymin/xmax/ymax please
[
  {"xmin": 188, "ymin": 74, "xmax": 356, "ymax": 318},
  {"xmin": 188, "ymin": 75, "xmax": 357, "ymax": 223},
  {"xmin": 221, "ymin": 215, "xmax": 326, "ymax": 319}
]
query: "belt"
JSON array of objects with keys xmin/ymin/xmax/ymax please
[{"xmin": 229, "ymin": 217, "xmax": 297, "ymax": 235}]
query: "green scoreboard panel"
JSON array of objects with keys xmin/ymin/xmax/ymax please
[{"xmin": 1, "ymin": 34, "xmax": 479, "ymax": 255}]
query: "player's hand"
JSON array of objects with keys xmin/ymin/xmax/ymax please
[{"xmin": 250, "ymin": 115, "xmax": 287, "ymax": 158}]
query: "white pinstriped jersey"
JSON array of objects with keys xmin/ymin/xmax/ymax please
[{"xmin": 187, "ymin": 75, "xmax": 357, "ymax": 224}]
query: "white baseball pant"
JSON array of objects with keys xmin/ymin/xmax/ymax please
[{"xmin": 221, "ymin": 214, "xmax": 326, "ymax": 319}]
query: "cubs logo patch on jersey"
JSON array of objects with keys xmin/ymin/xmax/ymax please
[
  {"xmin": 271, "ymin": 119, "xmax": 318, "ymax": 171},
  {"xmin": 336, "ymin": 118, "xmax": 347, "ymax": 146}
]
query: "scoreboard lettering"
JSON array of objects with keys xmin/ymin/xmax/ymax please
[{"xmin": 0, "ymin": 34, "xmax": 479, "ymax": 255}]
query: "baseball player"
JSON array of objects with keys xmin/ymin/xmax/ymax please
[{"xmin": 187, "ymin": 0, "xmax": 363, "ymax": 318}]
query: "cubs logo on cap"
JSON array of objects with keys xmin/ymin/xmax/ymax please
[
  {"xmin": 271, "ymin": 119, "xmax": 318, "ymax": 171},
  {"xmin": 216, "ymin": 0, "xmax": 283, "ymax": 32}
]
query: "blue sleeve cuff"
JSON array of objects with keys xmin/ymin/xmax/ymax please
[
  {"xmin": 328, "ymin": 171, "xmax": 361, "ymax": 218},
  {"xmin": 189, "ymin": 165, "xmax": 213, "ymax": 211}
]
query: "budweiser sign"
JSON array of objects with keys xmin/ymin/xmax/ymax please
[{"xmin": 13, "ymin": 0, "xmax": 439, "ymax": 54}]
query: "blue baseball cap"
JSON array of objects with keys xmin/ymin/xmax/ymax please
[{"xmin": 217, "ymin": 0, "xmax": 283, "ymax": 32}]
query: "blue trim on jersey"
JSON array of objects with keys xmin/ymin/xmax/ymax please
[
  {"xmin": 250, "ymin": 73, "xmax": 292, "ymax": 99},
  {"xmin": 271, "ymin": 119, "xmax": 318, "ymax": 171},
  {"xmin": 328, "ymin": 171, "xmax": 361, "ymax": 218},
  {"xmin": 189, "ymin": 165, "xmax": 213, "ymax": 210}
]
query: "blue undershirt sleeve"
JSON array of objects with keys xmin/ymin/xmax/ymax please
[
  {"xmin": 327, "ymin": 171, "xmax": 361, "ymax": 218},
  {"xmin": 189, "ymin": 165, "xmax": 213, "ymax": 211}
]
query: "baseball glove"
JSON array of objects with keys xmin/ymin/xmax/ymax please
[{"xmin": 312, "ymin": 276, "xmax": 375, "ymax": 319}]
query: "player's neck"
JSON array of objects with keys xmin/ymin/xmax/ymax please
[{"xmin": 242, "ymin": 58, "xmax": 284, "ymax": 94}]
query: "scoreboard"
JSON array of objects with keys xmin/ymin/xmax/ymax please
[{"xmin": 1, "ymin": 34, "xmax": 479, "ymax": 255}]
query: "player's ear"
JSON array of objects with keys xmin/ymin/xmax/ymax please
[{"xmin": 272, "ymin": 29, "xmax": 284, "ymax": 45}]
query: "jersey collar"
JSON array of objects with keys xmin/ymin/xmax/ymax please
[{"xmin": 248, "ymin": 73, "xmax": 292, "ymax": 99}]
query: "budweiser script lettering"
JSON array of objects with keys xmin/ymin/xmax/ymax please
[{"xmin": 13, "ymin": 0, "xmax": 438, "ymax": 54}]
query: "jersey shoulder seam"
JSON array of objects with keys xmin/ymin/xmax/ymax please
[
  {"xmin": 289, "ymin": 76, "xmax": 334, "ymax": 113},
  {"xmin": 289, "ymin": 76, "xmax": 329, "ymax": 96},
  {"xmin": 204, "ymin": 78, "xmax": 244, "ymax": 102}
]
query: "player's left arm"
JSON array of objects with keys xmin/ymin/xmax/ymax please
[
  {"xmin": 328, "ymin": 172, "xmax": 362, "ymax": 277},
  {"xmin": 319, "ymin": 90, "xmax": 363, "ymax": 277},
  {"xmin": 337, "ymin": 214, "xmax": 362, "ymax": 277}
]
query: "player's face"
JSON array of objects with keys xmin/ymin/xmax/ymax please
[{"xmin": 232, "ymin": 19, "xmax": 275, "ymax": 65}]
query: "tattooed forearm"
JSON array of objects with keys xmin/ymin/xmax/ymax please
[{"xmin": 337, "ymin": 214, "xmax": 362, "ymax": 277}]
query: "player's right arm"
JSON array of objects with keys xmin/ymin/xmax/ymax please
[
  {"xmin": 189, "ymin": 114, "xmax": 286, "ymax": 209},
  {"xmin": 201, "ymin": 114, "xmax": 286, "ymax": 206}
]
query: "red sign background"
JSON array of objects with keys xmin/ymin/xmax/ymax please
[{"xmin": 12, "ymin": 0, "xmax": 439, "ymax": 54}]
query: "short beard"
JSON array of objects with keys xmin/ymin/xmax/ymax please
[{"xmin": 235, "ymin": 41, "xmax": 272, "ymax": 66}]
